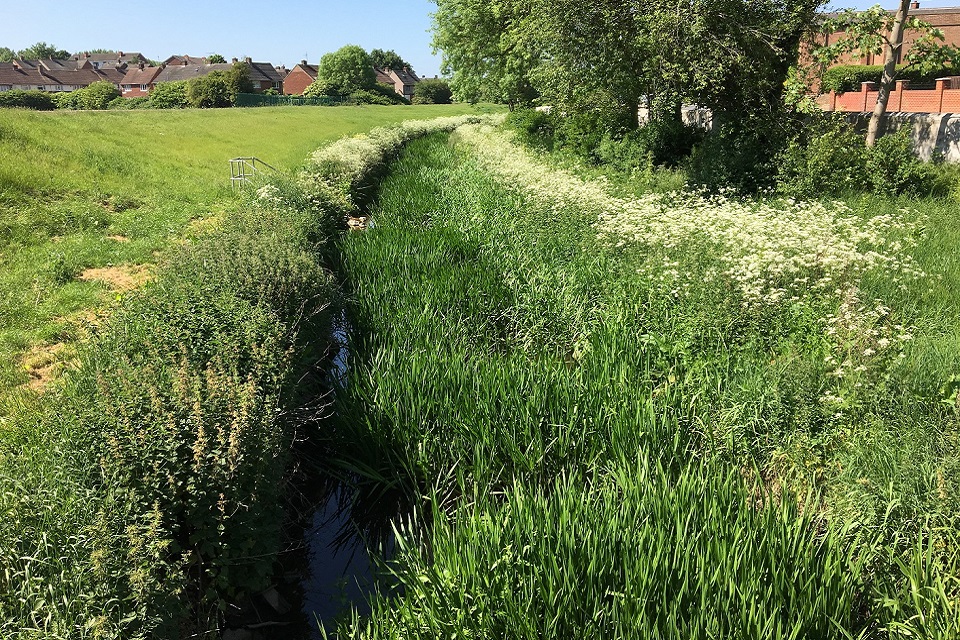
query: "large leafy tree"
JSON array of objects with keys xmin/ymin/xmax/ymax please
[
  {"xmin": 305, "ymin": 45, "xmax": 376, "ymax": 96},
  {"xmin": 0, "ymin": 47, "xmax": 14, "ymax": 62},
  {"xmin": 370, "ymin": 48, "xmax": 412, "ymax": 72},
  {"xmin": 431, "ymin": 0, "xmax": 540, "ymax": 106}
]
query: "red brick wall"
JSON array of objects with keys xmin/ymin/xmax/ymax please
[
  {"xmin": 283, "ymin": 68, "xmax": 315, "ymax": 95},
  {"xmin": 817, "ymin": 78, "xmax": 960, "ymax": 113}
]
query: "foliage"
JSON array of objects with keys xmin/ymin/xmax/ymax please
[
  {"xmin": 324, "ymin": 129, "xmax": 959, "ymax": 636},
  {"xmin": 108, "ymin": 96, "xmax": 150, "ymax": 110},
  {"xmin": 412, "ymin": 78, "xmax": 453, "ymax": 104},
  {"xmin": 777, "ymin": 115, "xmax": 938, "ymax": 197},
  {"xmin": 78, "ymin": 80, "xmax": 120, "ymax": 110},
  {"xmin": 310, "ymin": 45, "xmax": 376, "ymax": 95},
  {"xmin": 149, "ymin": 80, "xmax": 189, "ymax": 109},
  {"xmin": 185, "ymin": 62, "xmax": 253, "ymax": 108},
  {"xmin": 822, "ymin": 63, "xmax": 957, "ymax": 93},
  {"xmin": 504, "ymin": 108, "xmax": 555, "ymax": 148},
  {"xmin": 0, "ymin": 113, "xmax": 495, "ymax": 637},
  {"xmin": 0, "ymin": 89, "xmax": 56, "ymax": 110},
  {"xmin": 369, "ymin": 48, "xmax": 412, "ymax": 73},
  {"xmin": 431, "ymin": 0, "xmax": 541, "ymax": 105},
  {"xmin": 0, "ymin": 46, "xmax": 14, "ymax": 62},
  {"xmin": 14, "ymin": 41, "xmax": 71, "ymax": 60},
  {"xmin": 207, "ymin": 53, "xmax": 227, "ymax": 64}
]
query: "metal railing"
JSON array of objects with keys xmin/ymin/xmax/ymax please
[{"xmin": 229, "ymin": 157, "xmax": 277, "ymax": 188}]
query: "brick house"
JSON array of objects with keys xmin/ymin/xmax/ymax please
[
  {"xmin": 120, "ymin": 63, "xmax": 164, "ymax": 97},
  {"xmin": 283, "ymin": 60, "xmax": 317, "ymax": 95}
]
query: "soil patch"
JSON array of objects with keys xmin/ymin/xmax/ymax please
[
  {"xmin": 107, "ymin": 235, "xmax": 131, "ymax": 243},
  {"xmin": 79, "ymin": 264, "xmax": 152, "ymax": 291},
  {"xmin": 20, "ymin": 342, "xmax": 68, "ymax": 392}
]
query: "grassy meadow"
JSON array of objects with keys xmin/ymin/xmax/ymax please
[{"xmin": 0, "ymin": 103, "xmax": 489, "ymax": 412}]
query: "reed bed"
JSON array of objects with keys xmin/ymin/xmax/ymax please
[{"xmin": 326, "ymin": 132, "xmax": 959, "ymax": 638}]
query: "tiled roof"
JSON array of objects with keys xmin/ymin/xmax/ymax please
[
  {"xmin": 0, "ymin": 62, "xmax": 120, "ymax": 88},
  {"xmin": 120, "ymin": 66, "xmax": 163, "ymax": 85},
  {"xmin": 374, "ymin": 68, "xmax": 393, "ymax": 85},
  {"xmin": 154, "ymin": 62, "xmax": 235, "ymax": 83},
  {"xmin": 248, "ymin": 61, "xmax": 283, "ymax": 83},
  {"xmin": 291, "ymin": 63, "xmax": 318, "ymax": 79},
  {"xmin": 163, "ymin": 55, "xmax": 208, "ymax": 66}
]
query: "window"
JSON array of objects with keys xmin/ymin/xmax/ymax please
[
  {"xmin": 140, "ymin": 84, "xmax": 148, "ymax": 91},
  {"xmin": 273, "ymin": 81, "xmax": 281, "ymax": 89}
]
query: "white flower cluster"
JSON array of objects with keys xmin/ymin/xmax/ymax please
[
  {"xmin": 820, "ymin": 286, "xmax": 913, "ymax": 408},
  {"xmin": 453, "ymin": 125, "xmax": 927, "ymax": 309},
  {"xmin": 301, "ymin": 115, "xmax": 503, "ymax": 193},
  {"xmin": 255, "ymin": 183, "xmax": 282, "ymax": 205}
]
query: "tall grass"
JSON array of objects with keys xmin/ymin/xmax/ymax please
[{"xmin": 325, "ymin": 132, "xmax": 959, "ymax": 637}]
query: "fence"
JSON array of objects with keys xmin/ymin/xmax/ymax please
[
  {"xmin": 234, "ymin": 93, "xmax": 349, "ymax": 108},
  {"xmin": 816, "ymin": 77, "xmax": 960, "ymax": 114}
]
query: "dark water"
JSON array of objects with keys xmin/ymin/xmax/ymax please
[{"xmin": 301, "ymin": 496, "xmax": 378, "ymax": 638}]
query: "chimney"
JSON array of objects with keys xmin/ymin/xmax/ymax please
[
  {"xmin": 138, "ymin": 62, "xmax": 144, "ymax": 70},
  {"xmin": 182, "ymin": 59, "xmax": 188, "ymax": 66},
  {"xmin": 244, "ymin": 56, "xmax": 252, "ymax": 64},
  {"xmin": 118, "ymin": 51, "xmax": 124, "ymax": 57},
  {"xmin": 910, "ymin": 1, "xmax": 919, "ymax": 7},
  {"xmin": 232, "ymin": 57, "xmax": 238, "ymax": 63},
  {"xmin": 301, "ymin": 59, "xmax": 307, "ymax": 66}
]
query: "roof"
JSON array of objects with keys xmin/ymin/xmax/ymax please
[
  {"xmin": 163, "ymin": 55, "xmax": 208, "ymax": 66},
  {"xmin": 290, "ymin": 62, "xmax": 318, "ymax": 79},
  {"xmin": 247, "ymin": 61, "xmax": 283, "ymax": 83},
  {"xmin": 154, "ymin": 62, "xmax": 235, "ymax": 83},
  {"xmin": 70, "ymin": 51, "xmax": 146, "ymax": 68},
  {"xmin": 0, "ymin": 61, "xmax": 118, "ymax": 87},
  {"xmin": 374, "ymin": 68, "xmax": 394, "ymax": 85},
  {"xmin": 375, "ymin": 66, "xmax": 421, "ymax": 86},
  {"xmin": 120, "ymin": 65, "xmax": 164, "ymax": 85}
]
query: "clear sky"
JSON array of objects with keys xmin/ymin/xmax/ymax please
[
  {"xmin": 4, "ymin": 0, "xmax": 960, "ymax": 75},
  {"xmin": 0, "ymin": 0, "xmax": 445, "ymax": 77}
]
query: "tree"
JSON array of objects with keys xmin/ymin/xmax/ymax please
[
  {"xmin": 207, "ymin": 53, "xmax": 227, "ymax": 64},
  {"xmin": 0, "ymin": 47, "xmax": 14, "ymax": 62},
  {"xmin": 186, "ymin": 73, "xmax": 232, "ymax": 108},
  {"xmin": 17, "ymin": 42, "xmax": 70, "ymax": 60},
  {"xmin": 306, "ymin": 45, "xmax": 376, "ymax": 95},
  {"xmin": 413, "ymin": 78, "xmax": 453, "ymax": 104},
  {"xmin": 431, "ymin": 0, "xmax": 540, "ymax": 106},
  {"xmin": 810, "ymin": 3, "xmax": 960, "ymax": 146},
  {"xmin": 370, "ymin": 49, "xmax": 412, "ymax": 72}
]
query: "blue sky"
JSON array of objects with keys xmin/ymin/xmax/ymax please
[
  {"xmin": 0, "ymin": 0, "xmax": 445, "ymax": 77},
  {"xmin": 3, "ymin": 0, "xmax": 959, "ymax": 76}
]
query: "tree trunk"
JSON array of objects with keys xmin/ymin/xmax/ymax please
[{"xmin": 866, "ymin": 0, "xmax": 911, "ymax": 147}]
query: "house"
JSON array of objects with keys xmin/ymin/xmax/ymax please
[
  {"xmin": 375, "ymin": 66, "xmax": 420, "ymax": 101},
  {"xmin": 120, "ymin": 63, "xmax": 164, "ymax": 97},
  {"xmin": 283, "ymin": 60, "xmax": 317, "ymax": 94},
  {"xmin": 235, "ymin": 57, "xmax": 285, "ymax": 92},
  {"xmin": 162, "ymin": 55, "xmax": 209, "ymax": 66},
  {"xmin": 0, "ymin": 58, "xmax": 123, "ymax": 92}
]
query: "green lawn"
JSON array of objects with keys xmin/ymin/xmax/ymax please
[{"xmin": 0, "ymin": 104, "xmax": 495, "ymax": 412}]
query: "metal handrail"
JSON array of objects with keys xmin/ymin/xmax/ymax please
[{"xmin": 229, "ymin": 156, "xmax": 278, "ymax": 188}]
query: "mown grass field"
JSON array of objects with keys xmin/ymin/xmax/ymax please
[
  {"xmin": 0, "ymin": 104, "xmax": 491, "ymax": 413},
  {"xmin": 324, "ymin": 129, "xmax": 959, "ymax": 637}
]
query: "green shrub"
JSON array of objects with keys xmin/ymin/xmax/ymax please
[
  {"xmin": 413, "ymin": 78, "xmax": 453, "ymax": 104},
  {"xmin": 689, "ymin": 118, "xmax": 787, "ymax": 193},
  {"xmin": 0, "ymin": 89, "xmax": 56, "ymax": 110},
  {"xmin": 504, "ymin": 108, "xmax": 556, "ymax": 149},
  {"xmin": 596, "ymin": 118, "xmax": 706, "ymax": 170},
  {"xmin": 349, "ymin": 89, "xmax": 394, "ymax": 105},
  {"xmin": 107, "ymin": 96, "xmax": 149, "ymax": 110},
  {"xmin": 777, "ymin": 115, "xmax": 939, "ymax": 197},
  {"xmin": 822, "ymin": 63, "xmax": 956, "ymax": 93},
  {"xmin": 149, "ymin": 81, "xmax": 188, "ymax": 109},
  {"xmin": 52, "ymin": 90, "xmax": 81, "ymax": 110},
  {"xmin": 186, "ymin": 72, "xmax": 232, "ymax": 108},
  {"xmin": 77, "ymin": 81, "xmax": 120, "ymax": 110},
  {"xmin": 777, "ymin": 115, "xmax": 868, "ymax": 197}
]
